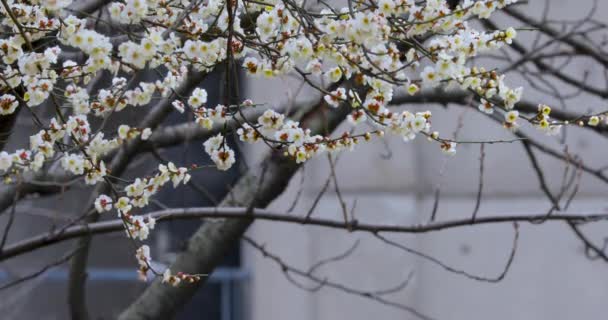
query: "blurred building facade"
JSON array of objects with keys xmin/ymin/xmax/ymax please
[{"xmin": 243, "ymin": 1, "xmax": 608, "ymax": 319}]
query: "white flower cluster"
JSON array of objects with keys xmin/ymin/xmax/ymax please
[
  {"xmin": 109, "ymin": 0, "xmax": 152, "ymax": 24},
  {"xmin": 92, "ymin": 161, "xmax": 192, "ymax": 251},
  {"xmin": 162, "ymin": 269, "xmax": 201, "ymax": 286},
  {"xmin": 95, "ymin": 161, "xmax": 192, "ymax": 214},
  {"xmin": 117, "ymin": 29, "xmax": 179, "ymax": 70},
  {"xmin": 58, "ymin": 16, "xmax": 114, "ymax": 74},
  {"xmin": 135, "ymin": 245, "xmax": 152, "ymax": 281},
  {"xmin": 1, "ymin": 0, "xmax": 577, "ymax": 285},
  {"xmin": 0, "ymin": 114, "xmax": 115, "ymax": 178},
  {"xmin": 183, "ymin": 39, "xmax": 231, "ymax": 71},
  {"xmin": 236, "ymin": 107, "xmax": 385, "ymax": 164},
  {"xmin": 533, "ymin": 104, "xmax": 562, "ymax": 135},
  {"xmin": 189, "ymin": 103, "xmax": 230, "ymax": 130},
  {"xmin": 125, "ymin": 215, "xmax": 157, "ymax": 241}
]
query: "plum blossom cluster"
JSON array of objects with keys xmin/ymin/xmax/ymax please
[
  {"xmin": 500, "ymin": 104, "xmax": 561, "ymax": 134},
  {"xmin": 1, "ymin": 0, "xmax": 582, "ymax": 285},
  {"xmin": 94, "ymin": 161, "xmax": 192, "ymax": 219},
  {"xmin": 92, "ymin": 161, "xmax": 194, "ymax": 279},
  {"xmin": 238, "ymin": 0, "xmax": 558, "ymax": 154},
  {"xmin": 135, "ymin": 245, "xmax": 152, "ymax": 281},
  {"xmin": 0, "ymin": 114, "xmax": 112, "ymax": 181},
  {"xmin": 531, "ymin": 104, "xmax": 562, "ymax": 135},
  {"xmin": 235, "ymin": 108, "xmax": 388, "ymax": 163},
  {"xmin": 162, "ymin": 269, "xmax": 202, "ymax": 287},
  {"xmin": 109, "ymin": 0, "xmax": 151, "ymax": 24}
]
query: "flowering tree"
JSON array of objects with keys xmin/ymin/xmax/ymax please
[{"xmin": 1, "ymin": 0, "xmax": 608, "ymax": 319}]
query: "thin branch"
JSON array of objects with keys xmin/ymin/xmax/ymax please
[
  {"xmin": 327, "ymin": 153, "xmax": 350, "ymax": 228},
  {"xmin": 0, "ymin": 246, "xmax": 80, "ymax": 291},
  {"xmin": 504, "ymin": 7, "xmax": 608, "ymax": 68},
  {"xmin": 307, "ymin": 239, "xmax": 360, "ymax": 275},
  {"xmin": 471, "ymin": 144, "xmax": 485, "ymax": 221},
  {"xmin": 521, "ymin": 141, "xmax": 560, "ymax": 210},
  {"xmin": 243, "ymin": 236, "xmax": 435, "ymax": 320},
  {"xmin": 567, "ymin": 221, "xmax": 608, "ymax": 263},
  {"xmin": 374, "ymin": 222, "xmax": 519, "ymax": 283},
  {"xmin": 1, "ymin": 207, "xmax": 604, "ymax": 261}
]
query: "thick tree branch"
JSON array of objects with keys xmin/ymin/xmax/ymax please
[
  {"xmin": 118, "ymin": 87, "xmax": 350, "ymax": 320},
  {"xmin": 0, "ymin": 108, "xmax": 20, "ymax": 153},
  {"xmin": 68, "ymin": 0, "xmax": 113, "ymax": 17}
]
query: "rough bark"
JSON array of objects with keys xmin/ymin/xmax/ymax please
[{"xmin": 0, "ymin": 108, "xmax": 19, "ymax": 153}]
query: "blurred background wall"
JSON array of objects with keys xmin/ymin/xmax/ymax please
[{"xmin": 243, "ymin": 1, "xmax": 608, "ymax": 319}]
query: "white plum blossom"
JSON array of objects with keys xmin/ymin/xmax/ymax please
[
  {"xmin": 203, "ymin": 134, "xmax": 224, "ymax": 154},
  {"xmin": 162, "ymin": 269, "xmax": 181, "ymax": 287},
  {"xmin": 211, "ymin": 149, "xmax": 236, "ymax": 171},
  {"xmin": 84, "ymin": 160, "xmax": 107, "ymax": 185},
  {"xmin": 61, "ymin": 153, "xmax": 85, "ymax": 175},
  {"xmin": 115, "ymin": 196, "xmax": 132, "ymax": 214},
  {"xmin": 0, "ymin": 152, "xmax": 13, "ymax": 172},
  {"xmin": 109, "ymin": 0, "xmax": 150, "ymax": 24},
  {"xmin": 377, "ymin": 0, "xmax": 395, "ymax": 15},
  {"xmin": 118, "ymin": 125, "xmax": 132, "ymax": 140},
  {"xmin": 406, "ymin": 84, "xmax": 419, "ymax": 96},
  {"xmin": 258, "ymin": 110, "xmax": 284, "ymax": 131},
  {"xmin": 478, "ymin": 99, "xmax": 494, "ymax": 114},
  {"xmin": 125, "ymin": 215, "xmax": 156, "ymax": 240},
  {"xmin": 141, "ymin": 128, "xmax": 152, "ymax": 140},
  {"xmin": 237, "ymin": 123, "xmax": 260, "ymax": 143},
  {"xmin": 167, "ymin": 162, "xmax": 191, "ymax": 187},
  {"xmin": 203, "ymin": 134, "xmax": 235, "ymax": 171},
  {"xmin": 0, "ymin": 95, "xmax": 19, "ymax": 115},
  {"xmin": 421, "ymin": 66, "xmax": 440, "ymax": 87},
  {"xmin": 324, "ymin": 88, "xmax": 346, "ymax": 108},
  {"xmin": 188, "ymin": 88, "xmax": 208, "ymax": 108},
  {"xmin": 94, "ymin": 195, "xmax": 113, "ymax": 213},
  {"xmin": 441, "ymin": 142, "xmax": 457, "ymax": 156},
  {"xmin": 243, "ymin": 57, "xmax": 260, "ymax": 76},
  {"xmin": 324, "ymin": 67, "xmax": 343, "ymax": 83},
  {"xmin": 135, "ymin": 245, "xmax": 152, "ymax": 281},
  {"xmin": 347, "ymin": 110, "xmax": 367, "ymax": 125},
  {"xmin": 505, "ymin": 110, "xmax": 519, "ymax": 124},
  {"xmin": 588, "ymin": 116, "xmax": 600, "ymax": 127}
]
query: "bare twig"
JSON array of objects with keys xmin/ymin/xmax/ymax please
[
  {"xmin": 374, "ymin": 222, "xmax": 519, "ymax": 283},
  {"xmin": 243, "ymin": 236, "xmax": 435, "ymax": 320}
]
